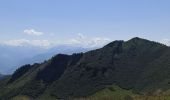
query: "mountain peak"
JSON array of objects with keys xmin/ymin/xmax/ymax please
[
  {"xmin": 104, "ymin": 37, "xmax": 150, "ymax": 48},
  {"xmin": 127, "ymin": 37, "xmax": 166, "ymax": 47},
  {"xmin": 104, "ymin": 40, "xmax": 124, "ymax": 48},
  {"xmin": 131, "ymin": 37, "xmax": 142, "ymax": 40},
  {"xmin": 128, "ymin": 37, "xmax": 148, "ymax": 42}
]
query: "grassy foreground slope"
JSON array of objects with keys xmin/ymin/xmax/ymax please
[
  {"xmin": 76, "ymin": 85, "xmax": 170, "ymax": 100},
  {"xmin": 75, "ymin": 85, "xmax": 134, "ymax": 100},
  {"xmin": 9, "ymin": 88, "xmax": 170, "ymax": 100}
]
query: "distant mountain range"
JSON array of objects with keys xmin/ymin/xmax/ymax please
[
  {"xmin": 0, "ymin": 45, "xmax": 46, "ymax": 74},
  {"xmin": 20, "ymin": 45, "xmax": 89, "ymax": 65},
  {"xmin": 1, "ymin": 37, "xmax": 170, "ymax": 100},
  {"xmin": 0, "ymin": 74, "xmax": 3, "ymax": 80},
  {"xmin": 0, "ymin": 45, "xmax": 89, "ymax": 74},
  {"xmin": 0, "ymin": 74, "xmax": 7, "ymax": 80}
]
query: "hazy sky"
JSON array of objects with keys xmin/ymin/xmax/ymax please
[{"xmin": 0, "ymin": 0, "xmax": 170, "ymax": 48}]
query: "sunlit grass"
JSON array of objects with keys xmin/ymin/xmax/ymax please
[
  {"xmin": 75, "ymin": 85, "xmax": 134, "ymax": 100},
  {"xmin": 11, "ymin": 95, "xmax": 31, "ymax": 100}
]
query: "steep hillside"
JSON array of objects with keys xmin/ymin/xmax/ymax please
[{"xmin": 1, "ymin": 37, "xmax": 170, "ymax": 100}]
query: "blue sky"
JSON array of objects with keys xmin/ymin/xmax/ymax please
[{"xmin": 0, "ymin": 0, "xmax": 170, "ymax": 48}]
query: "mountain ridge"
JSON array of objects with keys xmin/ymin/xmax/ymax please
[{"xmin": 1, "ymin": 37, "xmax": 170, "ymax": 99}]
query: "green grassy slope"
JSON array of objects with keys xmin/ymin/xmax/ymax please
[
  {"xmin": 75, "ymin": 85, "xmax": 134, "ymax": 100},
  {"xmin": 76, "ymin": 85, "xmax": 170, "ymax": 100}
]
